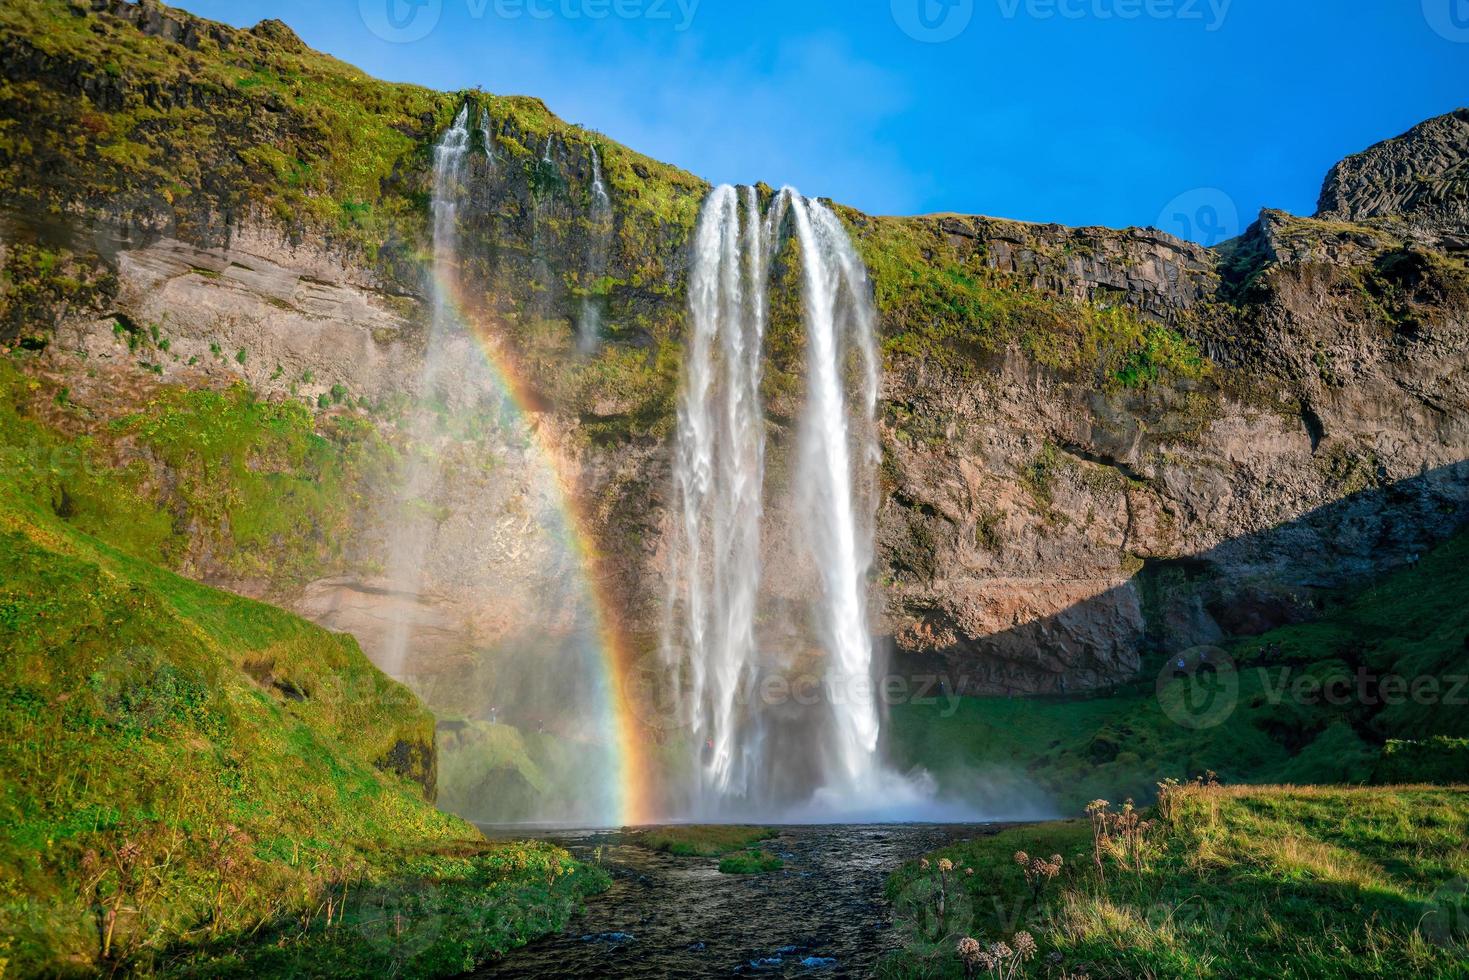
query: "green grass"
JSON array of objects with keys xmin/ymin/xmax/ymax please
[
  {"xmin": 0, "ymin": 356, "xmax": 394, "ymax": 588},
  {"xmin": 639, "ymin": 825, "xmax": 777, "ymax": 857},
  {"xmin": 880, "ymin": 783, "xmax": 1469, "ymax": 978},
  {"xmin": 0, "ymin": 355, "xmax": 606, "ymax": 975},
  {"xmin": 888, "ymin": 526, "xmax": 1469, "ymax": 814},
  {"xmin": 845, "ymin": 211, "xmax": 1212, "ymax": 384},
  {"xmin": 717, "ymin": 850, "xmax": 785, "ymax": 875}
]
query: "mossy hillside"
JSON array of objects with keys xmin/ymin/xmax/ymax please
[
  {"xmin": 888, "ymin": 524, "xmax": 1469, "ymax": 813},
  {"xmin": 0, "ymin": 0, "xmax": 706, "ymax": 329},
  {"xmin": 0, "ymin": 354, "xmax": 395, "ymax": 589},
  {"xmin": 843, "ymin": 211, "xmax": 1211, "ymax": 386},
  {"xmin": 881, "ymin": 784, "xmax": 1469, "ymax": 978},
  {"xmin": 0, "ymin": 359, "xmax": 609, "ymax": 975}
]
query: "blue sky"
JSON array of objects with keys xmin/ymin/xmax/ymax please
[{"xmin": 186, "ymin": 0, "xmax": 1467, "ymax": 243}]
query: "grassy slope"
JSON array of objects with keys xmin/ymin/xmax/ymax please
[
  {"xmin": 0, "ymin": 355, "xmax": 605, "ymax": 975},
  {"xmin": 888, "ymin": 525, "xmax": 1469, "ymax": 814},
  {"xmin": 0, "ymin": 354, "xmax": 396, "ymax": 591},
  {"xmin": 638, "ymin": 825, "xmax": 777, "ymax": 857},
  {"xmin": 883, "ymin": 783, "xmax": 1469, "ymax": 978}
]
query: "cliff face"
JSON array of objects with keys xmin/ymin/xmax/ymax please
[
  {"xmin": 2, "ymin": 0, "xmax": 1466, "ymax": 699},
  {"xmin": 875, "ymin": 209, "xmax": 1469, "ymax": 692},
  {"xmin": 1317, "ymin": 108, "xmax": 1469, "ymax": 253}
]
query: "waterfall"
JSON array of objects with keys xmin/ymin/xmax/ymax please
[
  {"xmin": 380, "ymin": 104, "xmax": 472, "ymax": 679},
  {"xmin": 788, "ymin": 199, "xmax": 884, "ymax": 794},
  {"xmin": 477, "ymin": 106, "xmax": 497, "ymax": 167},
  {"xmin": 665, "ymin": 185, "xmax": 892, "ymax": 815},
  {"xmin": 577, "ymin": 146, "xmax": 613, "ymax": 353},
  {"xmin": 590, "ymin": 144, "xmax": 611, "ymax": 214}
]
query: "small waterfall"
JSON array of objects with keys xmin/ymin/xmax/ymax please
[
  {"xmin": 379, "ymin": 107, "xmax": 626, "ymax": 825},
  {"xmin": 590, "ymin": 144, "xmax": 611, "ymax": 213},
  {"xmin": 577, "ymin": 146, "xmax": 613, "ymax": 353},
  {"xmin": 665, "ymin": 185, "xmax": 897, "ymax": 816},
  {"xmin": 477, "ymin": 106, "xmax": 497, "ymax": 167},
  {"xmin": 382, "ymin": 104, "xmax": 473, "ymax": 678}
]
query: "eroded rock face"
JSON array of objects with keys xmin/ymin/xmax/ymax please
[
  {"xmin": 6, "ymin": 4, "xmax": 1467, "ymax": 701},
  {"xmin": 928, "ymin": 215, "xmax": 1218, "ymax": 321},
  {"xmin": 877, "ymin": 347, "xmax": 1469, "ymax": 694},
  {"xmin": 24, "ymin": 179, "xmax": 1469, "ymax": 702},
  {"xmin": 53, "ymin": 229, "xmax": 425, "ymax": 407},
  {"xmin": 1316, "ymin": 108, "xmax": 1469, "ymax": 253}
]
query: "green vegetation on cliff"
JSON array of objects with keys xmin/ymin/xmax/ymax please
[
  {"xmin": 0, "ymin": 351, "xmax": 607, "ymax": 975},
  {"xmin": 0, "ymin": 354, "xmax": 393, "ymax": 590},
  {"xmin": 848, "ymin": 212, "xmax": 1210, "ymax": 386},
  {"xmin": 889, "ymin": 524, "xmax": 1469, "ymax": 813},
  {"xmin": 883, "ymin": 783, "xmax": 1469, "ymax": 978},
  {"xmin": 0, "ymin": 0, "xmax": 705, "ymax": 286}
]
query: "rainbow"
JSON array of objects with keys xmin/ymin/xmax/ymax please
[{"xmin": 431, "ymin": 268, "xmax": 659, "ymax": 827}]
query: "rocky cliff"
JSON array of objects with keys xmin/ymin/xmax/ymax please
[
  {"xmin": 2, "ymin": 0, "xmax": 1466, "ymax": 706},
  {"xmin": 1317, "ymin": 107, "xmax": 1469, "ymax": 253}
]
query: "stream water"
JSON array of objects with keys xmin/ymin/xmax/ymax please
[{"xmin": 475, "ymin": 823, "xmax": 999, "ymax": 978}]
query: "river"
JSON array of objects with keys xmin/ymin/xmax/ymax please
[{"xmin": 474, "ymin": 823, "xmax": 999, "ymax": 978}]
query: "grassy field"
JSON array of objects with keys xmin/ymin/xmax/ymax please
[
  {"xmin": 888, "ymin": 524, "xmax": 1469, "ymax": 814},
  {"xmin": 638, "ymin": 825, "xmax": 777, "ymax": 857},
  {"xmin": 881, "ymin": 782, "xmax": 1469, "ymax": 978},
  {"xmin": 717, "ymin": 850, "xmax": 786, "ymax": 875}
]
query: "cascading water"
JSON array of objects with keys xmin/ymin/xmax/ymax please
[
  {"xmin": 789, "ymin": 200, "xmax": 884, "ymax": 797},
  {"xmin": 577, "ymin": 146, "xmax": 613, "ymax": 352},
  {"xmin": 664, "ymin": 185, "xmax": 908, "ymax": 817},
  {"xmin": 381, "ymin": 104, "xmax": 472, "ymax": 678},
  {"xmin": 375, "ymin": 107, "xmax": 625, "ymax": 825},
  {"xmin": 478, "ymin": 106, "xmax": 497, "ymax": 167},
  {"xmin": 664, "ymin": 185, "xmax": 773, "ymax": 805}
]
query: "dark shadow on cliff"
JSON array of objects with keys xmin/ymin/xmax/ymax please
[{"xmin": 882, "ymin": 459, "xmax": 1469, "ymax": 807}]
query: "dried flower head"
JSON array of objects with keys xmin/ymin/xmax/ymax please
[
  {"xmin": 938, "ymin": 858, "xmax": 954, "ymax": 873},
  {"xmin": 1050, "ymin": 854, "xmax": 1063, "ymax": 866},
  {"xmin": 989, "ymin": 941, "xmax": 1013, "ymax": 960},
  {"xmin": 920, "ymin": 858, "xmax": 930, "ymax": 870},
  {"xmin": 1013, "ymin": 850, "xmax": 1029, "ymax": 865},
  {"xmin": 957, "ymin": 936, "xmax": 983, "ymax": 964},
  {"xmin": 1014, "ymin": 931, "xmax": 1038, "ymax": 959},
  {"xmin": 965, "ymin": 867, "xmax": 975, "ymax": 876}
]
